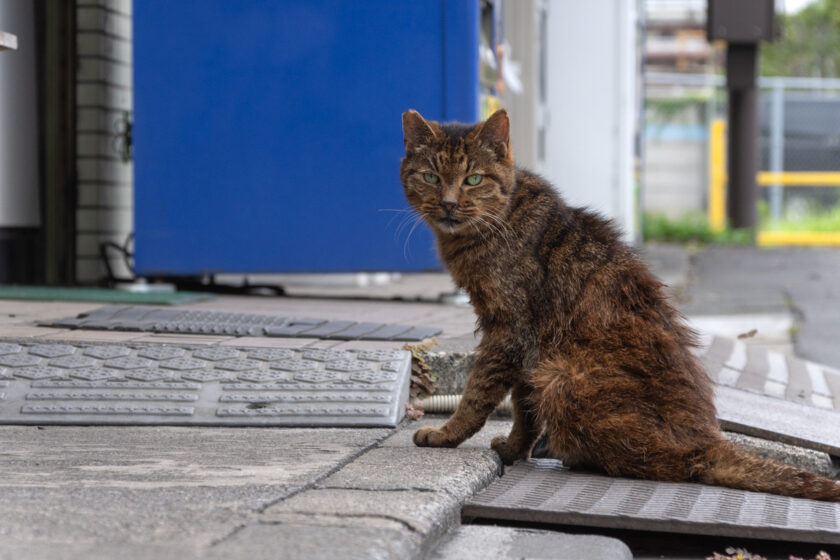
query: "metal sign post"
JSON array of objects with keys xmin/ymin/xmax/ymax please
[
  {"xmin": 707, "ymin": 0, "xmax": 778, "ymax": 230},
  {"xmin": 726, "ymin": 43, "xmax": 760, "ymax": 228}
]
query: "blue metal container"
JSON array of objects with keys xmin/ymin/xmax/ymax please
[{"xmin": 134, "ymin": 0, "xmax": 480, "ymax": 274}]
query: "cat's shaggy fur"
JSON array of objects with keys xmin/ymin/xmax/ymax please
[{"xmin": 400, "ymin": 108, "xmax": 840, "ymax": 501}]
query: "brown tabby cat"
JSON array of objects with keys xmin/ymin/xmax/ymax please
[{"xmin": 400, "ymin": 108, "xmax": 840, "ymax": 502}]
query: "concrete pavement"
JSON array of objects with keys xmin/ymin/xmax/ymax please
[
  {"xmin": 0, "ymin": 419, "xmax": 504, "ymax": 559},
  {"xmin": 0, "ymin": 245, "xmax": 839, "ymax": 558}
]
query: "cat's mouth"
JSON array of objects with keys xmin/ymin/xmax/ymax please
[{"xmin": 437, "ymin": 216, "xmax": 462, "ymax": 232}]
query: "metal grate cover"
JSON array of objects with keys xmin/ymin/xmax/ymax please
[
  {"xmin": 696, "ymin": 335, "xmax": 840, "ymax": 411},
  {"xmin": 716, "ymin": 384, "xmax": 840, "ymax": 456},
  {"xmin": 0, "ymin": 341, "xmax": 411, "ymax": 427},
  {"xmin": 44, "ymin": 305, "xmax": 442, "ymax": 341},
  {"xmin": 464, "ymin": 459, "xmax": 840, "ymax": 545}
]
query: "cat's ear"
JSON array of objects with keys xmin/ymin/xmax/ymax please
[
  {"xmin": 475, "ymin": 109, "xmax": 512, "ymax": 163},
  {"xmin": 402, "ymin": 110, "xmax": 438, "ymax": 153}
]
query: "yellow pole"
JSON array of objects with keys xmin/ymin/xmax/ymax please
[
  {"xmin": 708, "ymin": 119, "xmax": 727, "ymax": 233},
  {"xmin": 757, "ymin": 171, "xmax": 840, "ymax": 186},
  {"xmin": 758, "ymin": 232, "xmax": 840, "ymax": 246}
]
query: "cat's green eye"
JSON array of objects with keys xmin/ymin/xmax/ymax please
[
  {"xmin": 422, "ymin": 173, "xmax": 440, "ymax": 185},
  {"xmin": 466, "ymin": 174, "xmax": 483, "ymax": 186}
]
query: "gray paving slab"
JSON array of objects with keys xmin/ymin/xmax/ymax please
[
  {"xmin": 213, "ymin": 418, "xmax": 507, "ymax": 560},
  {"xmin": 464, "ymin": 459, "xmax": 840, "ymax": 545},
  {"xmin": 0, "ymin": 426, "xmax": 391, "ymax": 557},
  {"xmin": 323, "ymin": 418, "xmax": 504, "ymax": 501},
  {"xmin": 0, "ymin": 340, "xmax": 411, "ymax": 427},
  {"xmin": 44, "ymin": 305, "xmax": 443, "ymax": 341},
  {"xmin": 431, "ymin": 525, "xmax": 633, "ymax": 560}
]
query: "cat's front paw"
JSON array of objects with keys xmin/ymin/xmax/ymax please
[
  {"xmin": 413, "ymin": 426, "xmax": 455, "ymax": 448},
  {"xmin": 491, "ymin": 435, "xmax": 524, "ymax": 465}
]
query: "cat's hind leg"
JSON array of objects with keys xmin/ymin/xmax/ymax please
[
  {"xmin": 491, "ymin": 382, "xmax": 541, "ymax": 465},
  {"xmin": 530, "ymin": 353, "xmax": 712, "ymax": 481}
]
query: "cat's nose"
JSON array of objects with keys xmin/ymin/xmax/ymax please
[{"xmin": 440, "ymin": 200, "xmax": 458, "ymax": 213}]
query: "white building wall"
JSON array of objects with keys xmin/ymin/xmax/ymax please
[
  {"xmin": 543, "ymin": 0, "xmax": 639, "ymax": 243},
  {"xmin": 75, "ymin": 0, "xmax": 134, "ymax": 283}
]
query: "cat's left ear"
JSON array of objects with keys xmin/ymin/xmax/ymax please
[
  {"xmin": 402, "ymin": 110, "xmax": 439, "ymax": 153},
  {"xmin": 475, "ymin": 109, "xmax": 513, "ymax": 163}
]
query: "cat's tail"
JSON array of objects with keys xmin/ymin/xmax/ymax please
[{"xmin": 700, "ymin": 439, "xmax": 840, "ymax": 502}]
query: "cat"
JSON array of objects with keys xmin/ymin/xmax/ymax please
[{"xmin": 400, "ymin": 108, "xmax": 840, "ymax": 502}]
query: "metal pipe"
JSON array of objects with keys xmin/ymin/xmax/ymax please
[
  {"xmin": 768, "ymin": 83, "xmax": 785, "ymax": 221},
  {"xmin": 416, "ymin": 394, "xmax": 513, "ymax": 415},
  {"xmin": 645, "ymin": 72, "xmax": 840, "ymax": 91}
]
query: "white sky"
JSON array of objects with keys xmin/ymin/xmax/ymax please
[
  {"xmin": 782, "ymin": 0, "xmax": 819, "ymax": 13},
  {"xmin": 645, "ymin": 0, "xmax": 820, "ymax": 16}
]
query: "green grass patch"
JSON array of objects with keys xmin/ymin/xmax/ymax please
[
  {"xmin": 643, "ymin": 211, "xmax": 753, "ymax": 245},
  {"xmin": 760, "ymin": 202, "xmax": 840, "ymax": 232}
]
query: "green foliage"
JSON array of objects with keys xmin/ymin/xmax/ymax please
[
  {"xmin": 643, "ymin": 211, "xmax": 752, "ymax": 245},
  {"xmin": 644, "ymin": 201, "xmax": 840, "ymax": 245},
  {"xmin": 760, "ymin": 0, "xmax": 840, "ymax": 77},
  {"xmin": 760, "ymin": 200, "xmax": 840, "ymax": 232}
]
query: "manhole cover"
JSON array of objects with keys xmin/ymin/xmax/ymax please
[
  {"xmin": 0, "ymin": 340, "xmax": 411, "ymax": 427},
  {"xmin": 45, "ymin": 305, "xmax": 442, "ymax": 341},
  {"xmin": 464, "ymin": 459, "xmax": 840, "ymax": 544}
]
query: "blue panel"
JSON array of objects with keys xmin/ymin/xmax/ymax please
[
  {"xmin": 443, "ymin": 0, "xmax": 480, "ymax": 121},
  {"xmin": 134, "ymin": 1, "xmax": 480, "ymax": 274}
]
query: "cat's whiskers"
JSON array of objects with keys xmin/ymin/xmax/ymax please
[
  {"xmin": 486, "ymin": 212, "xmax": 517, "ymax": 250},
  {"xmin": 402, "ymin": 213, "xmax": 425, "ymax": 260},
  {"xmin": 378, "ymin": 208, "xmax": 414, "ymax": 229},
  {"xmin": 392, "ymin": 210, "xmax": 421, "ymax": 242},
  {"xmin": 469, "ymin": 215, "xmax": 510, "ymax": 252},
  {"xmin": 466, "ymin": 215, "xmax": 491, "ymax": 245},
  {"xmin": 468, "ymin": 212, "xmax": 513, "ymax": 252}
]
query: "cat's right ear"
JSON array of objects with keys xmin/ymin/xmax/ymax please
[{"xmin": 402, "ymin": 110, "xmax": 437, "ymax": 153}]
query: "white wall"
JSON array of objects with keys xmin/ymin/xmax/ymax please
[
  {"xmin": 543, "ymin": 0, "xmax": 639, "ymax": 242},
  {"xmin": 0, "ymin": 0, "xmax": 40, "ymax": 228}
]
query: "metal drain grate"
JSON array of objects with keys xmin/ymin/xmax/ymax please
[
  {"xmin": 696, "ymin": 335, "xmax": 840, "ymax": 411},
  {"xmin": 0, "ymin": 341, "xmax": 411, "ymax": 426},
  {"xmin": 44, "ymin": 305, "xmax": 443, "ymax": 341},
  {"xmin": 716, "ymin": 384, "xmax": 840, "ymax": 456},
  {"xmin": 464, "ymin": 459, "xmax": 840, "ymax": 545}
]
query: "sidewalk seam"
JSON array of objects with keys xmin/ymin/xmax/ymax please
[
  {"xmin": 259, "ymin": 511, "xmax": 422, "ymax": 534},
  {"xmin": 208, "ymin": 428, "xmax": 396, "ymax": 549}
]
